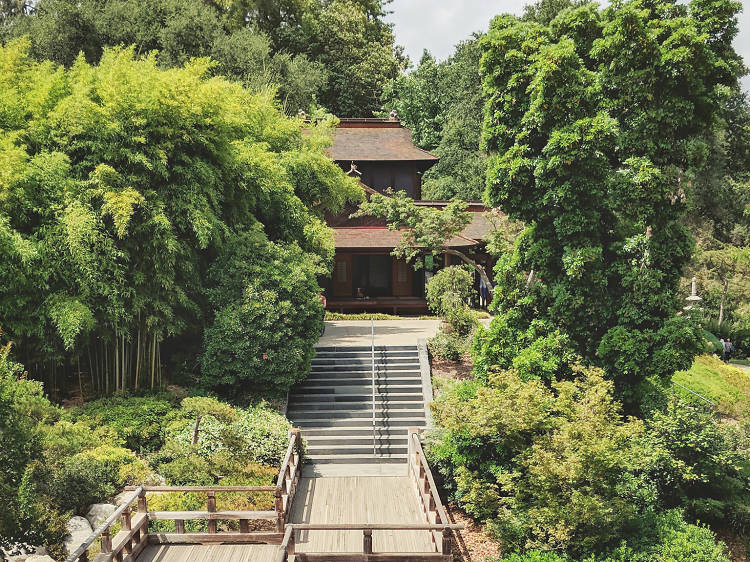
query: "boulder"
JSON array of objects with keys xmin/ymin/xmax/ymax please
[
  {"xmin": 85, "ymin": 503, "xmax": 116, "ymax": 529},
  {"xmin": 64, "ymin": 516, "xmax": 93, "ymax": 555}
]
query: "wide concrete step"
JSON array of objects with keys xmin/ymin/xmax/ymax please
[
  {"xmin": 315, "ymin": 346, "xmax": 417, "ymax": 352},
  {"xmin": 289, "ymin": 403, "xmax": 425, "ymax": 415},
  {"xmin": 313, "ymin": 351, "xmax": 418, "ymax": 360},
  {"xmin": 302, "ymin": 376, "xmax": 422, "ymax": 386},
  {"xmin": 305, "ymin": 435, "xmax": 408, "ymax": 446},
  {"xmin": 290, "ymin": 393, "xmax": 424, "ymax": 402},
  {"xmin": 292, "ymin": 383, "xmax": 423, "ymax": 394},
  {"xmin": 307, "ymin": 369, "xmax": 422, "ymax": 379},
  {"xmin": 311, "ymin": 356, "xmax": 418, "ymax": 365},
  {"xmin": 294, "ymin": 417, "xmax": 425, "ymax": 428},
  {"xmin": 303, "ymin": 427, "xmax": 413, "ymax": 438},
  {"xmin": 289, "ymin": 402, "xmax": 423, "ymax": 413},
  {"xmin": 307, "ymin": 444, "xmax": 408, "ymax": 455},
  {"xmin": 310, "ymin": 361, "xmax": 419, "ymax": 373},
  {"xmin": 306, "ymin": 453, "xmax": 407, "ymax": 464}
]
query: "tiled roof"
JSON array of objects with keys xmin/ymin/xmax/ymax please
[
  {"xmin": 333, "ymin": 218, "xmax": 489, "ymax": 250},
  {"xmin": 328, "ymin": 123, "xmax": 439, "ymax": 162}
]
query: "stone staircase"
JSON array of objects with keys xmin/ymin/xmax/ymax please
[{"xmin": 287, "ymin": 345, "xmax": 426, "ymax": 466}]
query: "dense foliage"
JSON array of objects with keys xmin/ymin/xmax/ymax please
[
  {"xmin": 426, "ymin": 266, "xmax": 478, "ymax": 360},
  {"xmin": 429, "ymin": 365, "xmax": 748, "ymax": 557},
  {"xmin": 0, "ymin": 347, "xmax": 292, "ymax": 554},
  {"xmin": 477, "ymin": 0, "xmax": 742, "ymax": 404},
  {"xmin": 1, "ymin": 0, "xmax": 404, "ymax": 117},
  {"xmin": 0, "ymin": 40, "xmax": 361, "ymax": 396}
]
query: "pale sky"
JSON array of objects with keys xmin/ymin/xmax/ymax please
[{"xmin": 386, "ymin": 0, "xmax": 750, "ymax": 90}]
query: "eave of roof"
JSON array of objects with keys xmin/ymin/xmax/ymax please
[{"xmin": 328, "ymin": 125, "xmax": 439, "ymax": 162}]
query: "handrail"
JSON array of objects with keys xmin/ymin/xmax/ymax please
[
  {"xmin": 65, "ymin": 484, "xmax": 144, "ymax": 562},
  {"xmin": 286, "ymin": 523, "xmax": 464, "ymax": 530},
  {"xmin": 371, "ymin": 317, "xmax": 376, "ymax": 457},
  {"xmin": 125, "ymin": 485, "xmax": 276, "ymax": 492},
  {"xmin": 410, "ymin": 432, "xmax": 449, "ymax": 526}
]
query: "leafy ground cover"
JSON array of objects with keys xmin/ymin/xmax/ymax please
[{"xmin": 673, "ymin": 355, "xmax": 750, "ymax": 418}]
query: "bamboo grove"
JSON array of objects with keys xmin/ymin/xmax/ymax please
[{"xmin": 0, "ymin": 40, "xmax": 362, "ymax": 398}]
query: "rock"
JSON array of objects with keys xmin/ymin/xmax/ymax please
[
  {"xmin": 64, "ymin": 516, "xmax": 93, "ymax": 555},
  {"xmin": 113, "ymin": 491, "xmax": 132, "ymax": 506},
  {"xmin": 25, "ymin": 556, "xmax": 55, "ymax": 562},
  {"xmin": 85, "ymin": 503, "xmax": 116, "ymax": 529}
]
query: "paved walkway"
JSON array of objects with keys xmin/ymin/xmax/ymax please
[
  {"xmin": 319, "ymin": 318, "xmax": 491, "ymax": 347},
  {"xmin": 319, "ymin": 320, "xmax": 441, "ymax": 347}
]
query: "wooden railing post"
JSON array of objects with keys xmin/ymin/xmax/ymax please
[
  {"xmin": 79, "ymin": 551, "xmax": 89, "ymax": 562},
  {"xmin": 363, "ymin": 528, "xmax": 373, "ymax": 554},
  {"xmin": 137, "ymin": 490, "xmax": 147, "ymax": 513},
  {"xmin": 239, "ymin": 519, "xmax": 249, "ymax": 533},
  {"xmin": 275, "ymin": 488, "xmax": 284, "ymax": 532},
  {"xmin": 121, "ymin": 509, "xmax": 132, "ymax": 554},
  {"xmin": 407, "ymin": 427, "xmax": 418, "ymax": 478},
  {"xmin": 286, "ymin": 526, "xmax": 295, "ymax": 554},
  {"xmin": 442, "ymin": 526, "xmax": 452, "ymax": 554},
  {"xmin": 207, "ymin": 491, "xmax": 217, "ymax": 534},
  {"xmin": 175, "ymin": 519, "xmax": 185, "ymax": 534},
  {"xmin": 100, "ymin": 526, "xmax": 112, "ymax": 554}
]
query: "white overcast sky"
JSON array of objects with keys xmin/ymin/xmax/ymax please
[{"xmin": 385, "ymin": 0, "xmax": 750, "ymax": 90}]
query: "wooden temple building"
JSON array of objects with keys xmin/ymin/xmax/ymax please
[{"xmin": 320, "ymin": 117, "xmax": 494, "ymax": 313}]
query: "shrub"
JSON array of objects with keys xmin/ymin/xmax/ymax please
[
  {"xmin": 430, "ymin": 366, "xmax": 649, "ymax": 554},
  {"xmin": 428, "ymin": 331, "xmax": 467, "ymax": 361},
  {"xmin": 163, "ymin": 401, "xmax": 292, "ymax": 466},
  {"xmin": 425, "ymin": 266, "xmax": 475, "ymax": 315},
  {"xmin": 51, "ymin": 445, "xmax": 151, "ymax": 513},
  {"xmin": 62, "ymin": 395, "xmax": 178, "ymax": 453},
  {"xmin": 642, "ymin": 399, "xmax": 750, "ymax": 531},
  {"xmin": 201, "ymin": 229, "xmax": 325, "ymax": 393}
]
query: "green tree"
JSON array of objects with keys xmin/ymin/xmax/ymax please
[
  {"xmin": 478, "ymin": 0, "xmax": 742, "ymax": 402},
  {"xmin": 352, "ymin": 189, "xmax": 494, "ymax": 294}
]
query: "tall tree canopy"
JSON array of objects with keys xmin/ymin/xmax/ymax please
[
  {"xmin": 383, "ymin": 38, "xmax": 487, "ymax": 200},
  {"xmin": 2, "ymin": 0, "xmax": 404, "ymax": 117},
  {"xmin": 477, "ymin": 0, "xmax": 743, "ymax": 404},
  {"xmin": 0, "ymin": 39, "xmax": 361, "ymax": 396}
]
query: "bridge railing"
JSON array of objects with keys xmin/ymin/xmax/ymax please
[
  {"xmin": 65, "ymin": 429, "xmax": 303, "ymax": 561},
  {"xmin": 275, "ymin": 523, "xmax": 462, "ymax": 562},
  {"xmin": 407, "ymin": 427, "xmax": 451, "ymax": 551}
]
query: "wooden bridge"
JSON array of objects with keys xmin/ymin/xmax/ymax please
[{"xmin": 66, "ymin": 428, "xmax": 461, "ymax": 562}]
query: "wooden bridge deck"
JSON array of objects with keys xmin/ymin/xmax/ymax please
[
  {"xmin": 289, "ymin": 476, "xmax": 434, "ymax": 553},
  {"xmin": 137, "ymin": 544, "xmax": 280, "ymax": 562}
]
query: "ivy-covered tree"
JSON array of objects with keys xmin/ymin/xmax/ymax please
[{"xmin": 478, "ymin": 0, "xmax": 743, "ymax": 404}]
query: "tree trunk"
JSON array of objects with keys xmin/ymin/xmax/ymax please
[
  {"xmin": 192, "ymin": 416, "xmax": 202, "ymax": 445},
  {"xmin": 719, "ymin": 278, "xmax": 729, "ymax": 325},
  {"xmin": 134, "ymin": 324, "xmax": 141, "ymax": 390},
  {"xmin": 443, "ymin": 249, "xmax": 494, "ymax": 298}
]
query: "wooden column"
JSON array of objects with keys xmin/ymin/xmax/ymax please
[{"xmin": 207, "ymin": 491, "xmax": 217, "ymax": 534}]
